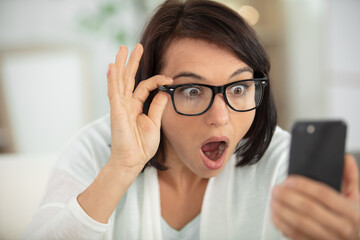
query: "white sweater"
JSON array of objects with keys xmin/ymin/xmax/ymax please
[{"xmin": 24, "ymin": 114, "xmax": 290, "ymax": 240}]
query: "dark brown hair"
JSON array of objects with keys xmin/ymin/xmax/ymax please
[{"xmin": 135, "ymin": 0, "xmax": 277, "ymax": 169}]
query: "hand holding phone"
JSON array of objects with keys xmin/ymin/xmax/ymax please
[{"xmin": 288, "ymin": 120, "xmax": 347, "ymax": 192}]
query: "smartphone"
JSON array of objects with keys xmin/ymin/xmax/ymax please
[{"xmin": 288, "ymin": 120, "xmax": 347, "ymax": 192}]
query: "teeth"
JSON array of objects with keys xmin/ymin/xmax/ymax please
[
  {"xmin": 217, "ymin": 143, "xmax": 225, "ymax": 158},
  {"xmin": 219, "ymin": 143, "xmax": 225, "ymax": 151},
  {"xmin": 204, "ymin": 142, "xmax": 226, "ymax": 161}
]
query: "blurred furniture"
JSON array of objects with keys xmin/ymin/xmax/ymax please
[
  {"xmin": 0, "ymin": 154, "xmax": 57, "ymax": 239},
  {"xmin": 0, "ymin": 80, "xmax": 14, "ymax": 153},
  {"xmin": 0, "ymin": 47, "xmax": 90, "ymax": 154}
]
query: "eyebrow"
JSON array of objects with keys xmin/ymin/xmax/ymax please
[
  {"xmin": 172, "ymin": 66, "xmax": 253, "ymax": 81},
  {"xmin": 229, "ymin": 66, "xmax": 253, "ymax": 79},
  {"xmin": 173, "ymin": 72, "xmax": 204, "ymax": 80}
]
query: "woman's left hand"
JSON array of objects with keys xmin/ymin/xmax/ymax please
[{"xmin": 272, "ymin": 154, "xmax": 360, "ymax": 240}]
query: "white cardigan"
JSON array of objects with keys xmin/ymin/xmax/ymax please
[{"xmin": 24, "ymin": 114, "xmax": 290, "ymax": 240}]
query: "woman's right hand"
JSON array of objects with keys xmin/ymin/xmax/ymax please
[{"xmin": 107, "ymin": 44, "xmax": 173, "ymax": 173}]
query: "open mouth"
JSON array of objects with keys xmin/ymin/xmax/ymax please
[
  {"xmin": 201, "ymin": 141, "xmax": 227, "ymax": 161},
  {"xmin": 200, "ymin": 136, "xmax": 230, "ymax": 170}
]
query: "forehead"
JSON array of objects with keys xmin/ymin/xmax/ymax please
[{"xmin": 161, "ymin": 38, "xmax": 251, "ymax": 80}]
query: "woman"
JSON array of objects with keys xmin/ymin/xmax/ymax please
[{"xmin": 24, "ymin": 0, "xmax": 359, "ymax": 239}]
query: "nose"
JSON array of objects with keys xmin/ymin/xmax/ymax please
[{"xmin": 204, "ymin": 94, "xmax": 229, "ymax": 126}]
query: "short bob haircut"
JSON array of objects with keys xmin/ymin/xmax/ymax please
[{"xmin": 135, "ymin": 0, "xmax": 277, "ymax": 170}]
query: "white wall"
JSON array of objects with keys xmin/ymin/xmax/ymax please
[
  {"xmin": 0, "ymin": 154, "xmax": 57, "ymax": 239},
  {"xmin": 0, "ymin": 0, "xmax": 162, "ymax": 154},
  {"xmin": 326, "ymin": 0, "xmax": 360, "ymax": 152},
  {"xmin": 283, "ymin": 0, "xmax": 327, "ymax": 121},
  {"xmin": 282, "ymin": 0, "xmax": 360, "ymax": 152},
  {"xmin": 1, "ymin": 48, "xmax": 88, "ymax": 153}
]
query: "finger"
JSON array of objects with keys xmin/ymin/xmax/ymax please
[
  {"xmin": 124, "ymin": 44, "xmax": 143, "ymax": 96},
  {"xmin": 273, "ymin": 185, "xmax": 354, "ymax": 239},
  {"xmin": 148, "ymin": 91, "xmax": 169, "ymax": 128},
  {"xmin": 284, "ymin": 175, "xmax": 356, "ymax": 220},
  {"xmin": 107, "ymin": 63, "xmax": 118, "ymax": 100},
  {"xmin": 115, "ymin": 45, "xmax": 128, "ymax": 95},
  {"xmin": 271, "ymin": 194, "xmax": 336, "ymax": 240},
  {"xmin": 342, "ymin": 154, "xmax": 360, "ymax": 201},
  {"xmin": 132, "ymin": 75, "xmax": 173, "ymax": 104},
  {"xmin": 272, "ymin": 213, "xmax": 309, "ymax": 240}
]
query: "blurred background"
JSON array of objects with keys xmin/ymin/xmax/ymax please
[{"xmin": 0, "ymin": 0, "xmax": 359, "ymax": 238}]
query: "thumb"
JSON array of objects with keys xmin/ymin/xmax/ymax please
[
  {"xmin": 341, "ymin": 154, "xmax": 359, "ymax": 202},
  {"xmin": 147, "ymin": 91, "xmax": 169, "ymax": 128}
]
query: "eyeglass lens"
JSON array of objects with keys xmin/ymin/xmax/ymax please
[{"xmin": 173, "ymin": 80, "xmax": 263, "ymax": 115}]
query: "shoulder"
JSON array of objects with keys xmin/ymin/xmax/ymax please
[
  {"xmin": 233, "ymin": 126, "xmax": 290, "ymax": 184},
  {"xmin": 71, "ymin": 114, "xmax": 111, "ymax": 145},
  {"xmin": 266, "ymin": 126, "xmax": 291, "ymax": 155},
  {"xmin": 255, "ymin": 126, "xmax": 291, "ymax": 183},
  {"xmin": 61, "ymin": 114, "xmax": 111, "ymax": 156}
]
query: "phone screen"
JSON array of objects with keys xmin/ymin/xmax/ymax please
[{"xmin": 288, "ymin": 120, "xmax": 347, "ymax": 192}]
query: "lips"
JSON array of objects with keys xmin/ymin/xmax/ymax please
[{"xmin": 200, "ymin": 136, "xmax": 229, "ymax": 170}]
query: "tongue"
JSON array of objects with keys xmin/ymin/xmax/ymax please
[
  {"xmin": 201, "ymin": 142, "xmax": 222, "ymax": 152},
  {"xmin": 201, "ymin": 142, "xmax": 225, "ymax": 161}
]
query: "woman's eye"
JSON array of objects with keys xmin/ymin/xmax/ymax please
[
  {"xmin": 179, "ymin": 86, "xmax": 202, "ymax": 97},
  {"xmin": 229, "ymin": 84, "xmax": 246, "ymax": 96}
]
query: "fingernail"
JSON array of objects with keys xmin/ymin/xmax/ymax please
[
  {"xmin": 134, "ymin": 43, "xmax": 142, "ymax": 51},
  {"xmin": 119, "ymin": 45, "xmax": 127, "ymax": 53}
]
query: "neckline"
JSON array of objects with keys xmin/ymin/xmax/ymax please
[{"xmin": 161, "ymin": 213, "xmax": 201, "ymax": 234}]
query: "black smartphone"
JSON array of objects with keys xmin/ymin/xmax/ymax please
[{"xmin": 288, "ymin": 120, "xmax": 347, "ymax": 192}]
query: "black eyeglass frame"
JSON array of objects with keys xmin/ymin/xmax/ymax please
[{"xmin": 158, "ymin": 75, "xmax": 268, "ymax": 116}]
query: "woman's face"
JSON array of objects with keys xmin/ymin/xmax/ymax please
[{"xmin": 160, "ymin": 38, "xmax": 255, "ymax": 178}]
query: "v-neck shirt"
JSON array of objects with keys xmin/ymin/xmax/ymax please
[{"xmin": 161, "ymin": 214, "xmax": 201, "ymax": 240}]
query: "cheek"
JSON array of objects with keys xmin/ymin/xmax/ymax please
[
  {"xmin": 161, "ymin": 100, "xmax": 176, "ymax": 131},
  {"xmin": 230, "ymin": 110, "xmax": 256, "ymax": 143},
  {"xmin": 161, "ymin": 101, "xmax": 202, "ymax": 154},
  {"xmin": 161, "ymin": 102, "xmax": 190, "ymax": 144}
]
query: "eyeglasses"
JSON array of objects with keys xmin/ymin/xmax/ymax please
[{"xmin": 158, "ymin": 74, "xmax": 268, "ymax": 116}]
